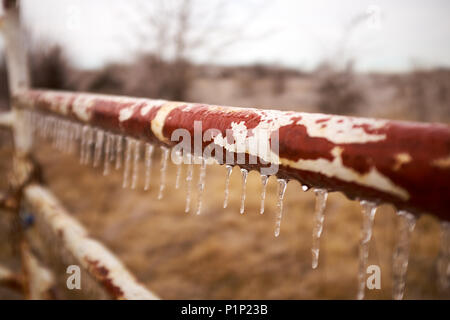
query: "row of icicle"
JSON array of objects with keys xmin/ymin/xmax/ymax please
[{"xmin": 22, "ymin": 110, "xmax": 449, "ymax": 299}]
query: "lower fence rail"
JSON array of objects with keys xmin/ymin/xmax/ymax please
[{"xmin": 23, "ymin": 184, "xmax": 159, "ymax": 300}]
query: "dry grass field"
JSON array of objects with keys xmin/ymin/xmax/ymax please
[
  {"xmin": 1, "ymin": 66, "xmax": 449, "ymax": 299},
  {"xmin": 0, "ymin": 126, "xmax": 447, "ymax": 299}
]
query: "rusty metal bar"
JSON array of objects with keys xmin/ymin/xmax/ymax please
[
  {"xmin": 14, "ymin": 89, "xmax": 450, "ymax": 221},
  {"xmin": 24, "ymin": 184, "xmax": 159, "ymax": 300}
]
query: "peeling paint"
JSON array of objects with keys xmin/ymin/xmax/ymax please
[
  {"xmin": 140, "ymin": 100, "xmax": 165, "ymax": 116},
  {"xmin": 295, "ymin": 113, "xmax": 387, "ymax": 144},
  {"xmin": 283, "ymin": 147, "xmax": 410, "ymax": 200},
  {"xmin": 72, "ymin": 95, "xmax": 94, "ymax": 122},
  {"xmin": 119, "ymin": 103, "xmax": 140, "ymax": 122},
  {"xmin": 151, "ymin": 102, "xmax": 187, "ymax": 143}
]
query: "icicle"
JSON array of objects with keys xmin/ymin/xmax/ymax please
[
  {"xmin": 239, "ymin": 168, "xmax": 248, "ymax": 214},
  {"xmin": 60, "ymin": 121, "xmax": 66, "ymax": 151},
  {"xmin": 60, "ymin": 121, "xmax": 67, "ymax": 151},
  {"xmin": 103, "ymin": 133, "xmax": 112, "ymax": 176},
  {"xmin": 158, "ymin": 146, "xmax": 169, "ymax": 200},
  {"xmin": 68, "ymin": 122, "xmax": 75, "ymax": 153},
  {"xmin": 122, "ymin": 137, "xmax": 133, "ymax": 188},
  {"xmin": 63, "ymin": 121, "xmax": 70, "ymax": 152},
  {"xmin": 274, "ymin": 179, "xmax": 288, "ymax": 237},
  {"xmin": 59, "ymin": 121, "xmax": 66, "ymax": 152},
  {"xmin": 38, "ymin": 114, "xmax": 45, "ymax": 139},
  {"xmin": 311, "ymin": 188, "xmax": 328, "ymax": 269},
  {"xmin": 115, "ymin": 135, "xmax": 123, "ymax": 170},
  {"xmin": 356, "ymin": 201, "xmax": 378, "ymax": 300},
  {"xmin": 260, "ymin": 174, "xmax": 268, "ymax": 214},
  {"xmin": 85, "ymin": 127, "xmax": 95, "ymax": 165},
  {"xmin": 175, "ymin": 151, "xmax": 182, "ymax": 189},
  {"xmin": 144, "ymin": 143, "xmax": 154, "ymax": 191},
  {"xmin": 68, "ymin": 123, "xmax": 76, "ymax": 154},
  {"xmin": 52, "ymin": 119, "xmax": 60, "ymax": 149},
  {"xmin": 51, "ymin": 117, "xmax": 58, "ymax": 142},
  {"xmin": 62, "ymin": 122, "xmax": 69, "ymax": 152},
  {"xmin": 223, "ymin": 165, "xmax": 233, "ymax": 209},
  {"xmin": 185, "ymin": 154, "xmax": 194, "ymax": 213},
  {"xmin": 392, "ymin": 210, "xmax": 416, "ymax": 300},
  {"xmin": 93, "ymin": 129, "xmax": 104, "ymax": 168},
  {"xmin": 437, "ymin": 221, "xmax": 450, "ymax": 292},
  {"xmin": 63, "ymin": 121, "xmax": 71, "ymax": 153},
  {"xmin": 108, "ymin": 133, "xmax": 115, "ymax": 163},
  {"xmin": 131, "ymin": 140, "xmax": 141, "ymax": 189},
  {"xmin": 74, "ymin": 123, "xmax": 82, "ymax": 154},
  {"xmin": 195, "ymin": 157, "xmax": 207, "ymax": 215},
  {"xmin": 48, "ymin": 117, "xmax": 55, "ymax": 141},
  {"xmin": 62, "ymin": 121, "xmax": 68, "ymax": 152},
  {"xmin": 42, "ymin": 116, "xmax": 49, "ymax": 140},
  {"xmin": 80, "ymin": 125, "xmax": 88, "ymax": 164},
  {"xmin": 302, "ymin": 184, "xmax": 310, "ymax": 192},
  {"xmin": 48, "ymin": 116, "xmax": 54, "ymax": 143}
]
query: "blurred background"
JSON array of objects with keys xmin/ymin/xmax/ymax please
[{"xmin": 0, "ymin": 0, "xmax": 449, "ymax": 299}]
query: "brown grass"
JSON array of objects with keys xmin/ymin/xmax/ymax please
[
  {"xmin": 0, "ymin": 53, "xmax": 449, "ymax": 299},
  {"xmin": 0, "ymin": 137, "xmax": 445, "ymax": 299}
]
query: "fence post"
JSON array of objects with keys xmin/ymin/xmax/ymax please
[
  {"xmin": 1, "ymin": 0, "xmax": 31, "ymax": 155},
  {"xmin": 0, "ymin": 0, "xmax": 50, "ymax": 299}
]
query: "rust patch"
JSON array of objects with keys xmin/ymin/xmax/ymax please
[
  {"xmin": 85, "ymin": 258, "xmax": 124, "ymax": 299},
  {"xmin": 278, "ymin": 123, "xmax": 335, "ymax": 162},
  {"xmin": 162, "ymin": 104, "xmax": 262, "ymax": 140}
]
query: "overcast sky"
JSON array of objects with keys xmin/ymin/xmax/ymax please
[{"xmin": 14, "ymin": 0, "xmax": 450, "ymax": 72}]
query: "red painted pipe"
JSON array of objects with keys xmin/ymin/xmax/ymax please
[{"xmin": 14, "ymin": 89, "xmax": 450, "ymax": 221}]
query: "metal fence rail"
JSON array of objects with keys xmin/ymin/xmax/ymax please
[{"xmin": 14, "ymin": 89, "xmax": 450, "ymax": 221}]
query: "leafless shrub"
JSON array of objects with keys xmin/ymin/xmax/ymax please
[
  {"xmin": 314, "ymin": 62, "xmax": 365, "ymax": 115},
  {"xmin": 29, "ymin": 45, "xmax": 72, "ymax": 90},
  {"xmin": 71, "ymin": 54, "xmax": 192, "ymax": 100},
  {"xmin": 127, "ymin": 55, "xmax": 192, "ymax": 100},
  {"xmin": 395, "ymin": 68, "xmax": 450, "ymax": 122},
  {"xmin": 118, "ymin": 0, "xmax": 270, "ymax": 100}
]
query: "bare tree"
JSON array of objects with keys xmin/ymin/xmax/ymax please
[
  {"xmin": 128, "ymin": 0, "xmax": 269, "ymax": 62},
  {"xmin": 114, "ymin": 0, "xmax": 271, "ymax": 100}
]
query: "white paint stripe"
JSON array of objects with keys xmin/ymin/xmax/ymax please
[
  {"xmin": 295, "ymin": 113, "xmax": 387, "ymax": 144},
  {"xmin": 151, "ymin": 102, "xmax": 187, "ymax": 143},
  {"xmin": 281, "ymin": 147, "xmax": 409, "ymax": 200}
]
